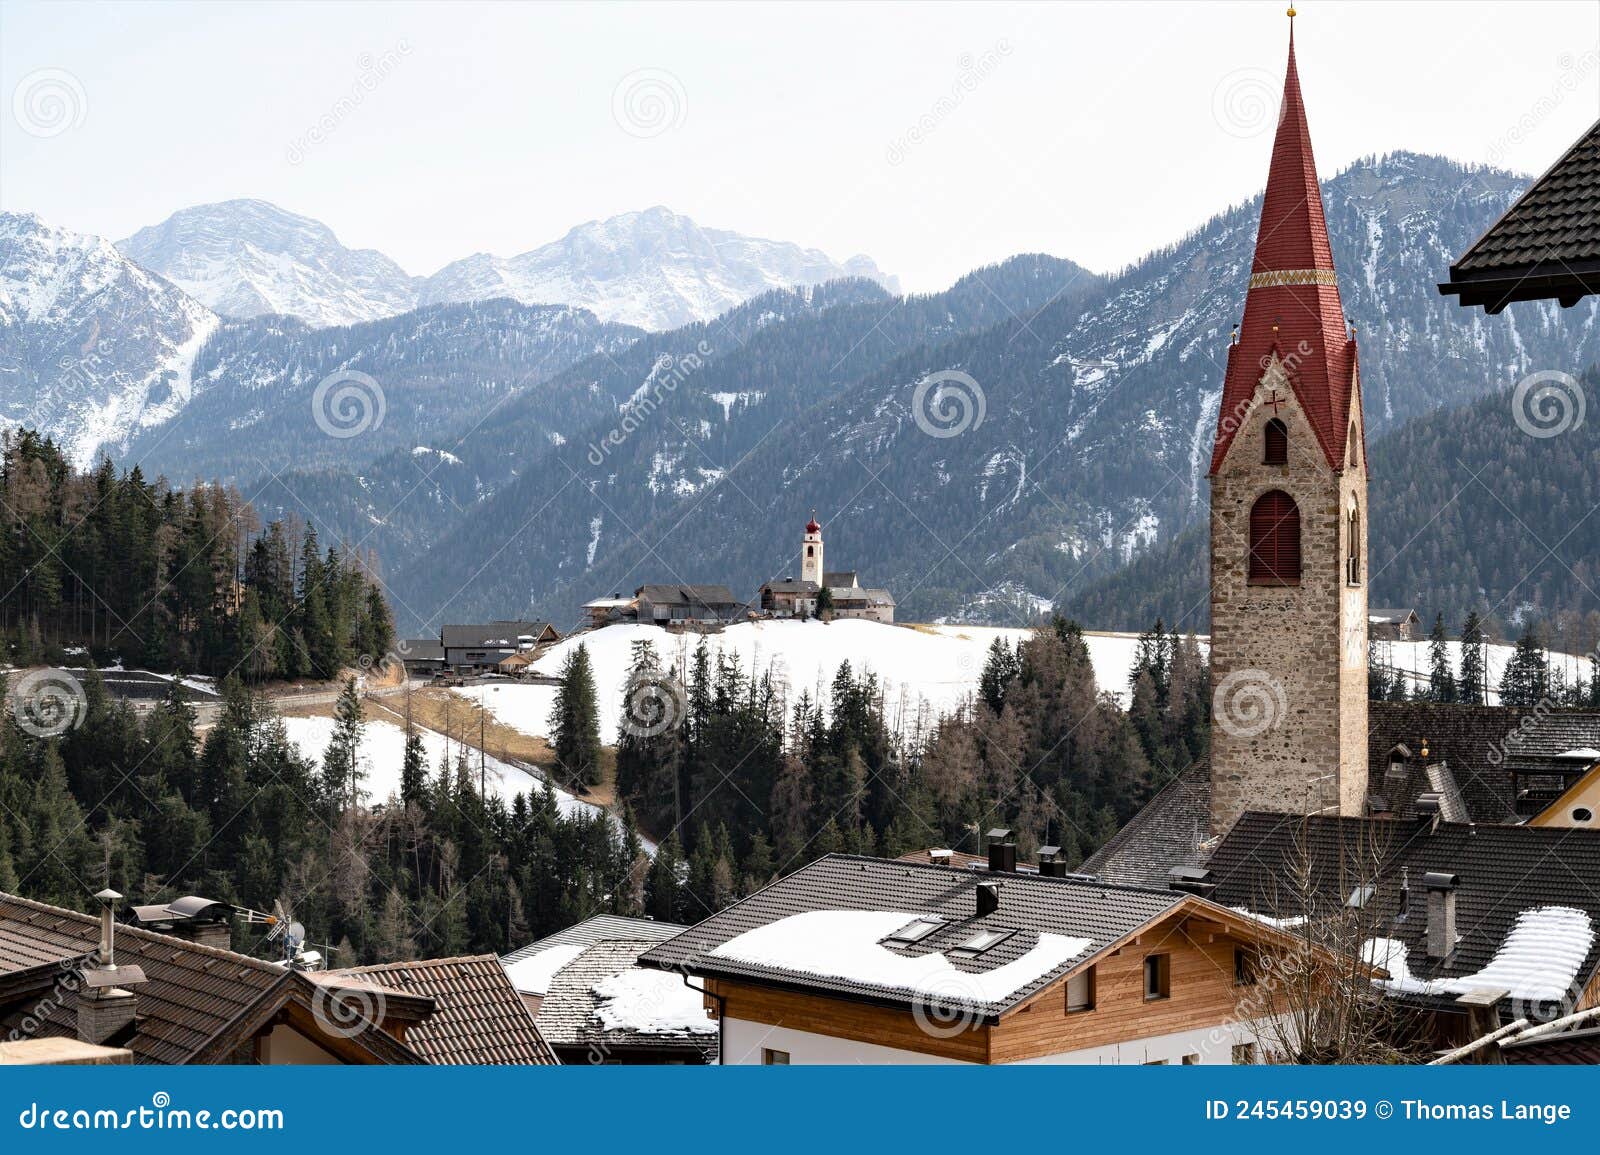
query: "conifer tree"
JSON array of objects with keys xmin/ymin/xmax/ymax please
[
  {"xmin": 1459, "ymin": 611, "xmax": 1487, "ymax": 705},
  {"xmin": 1427, "ymin": 614, "xmax": 1457, "ymax": 703}
]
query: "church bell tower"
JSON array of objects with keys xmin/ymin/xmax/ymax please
[
  {"xmin": 1208, "ymin": 11, "xmax": 1368, "ymax": 834},
  {"xmin": 801, "ymin": 514, "xmax": 824, "ymax": 587}
]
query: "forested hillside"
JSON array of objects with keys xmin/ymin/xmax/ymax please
[{"xmin": 0, "ymin": 428, "xmax": 392, "ymax": 679}]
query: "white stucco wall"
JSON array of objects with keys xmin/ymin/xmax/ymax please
[{"xmin": 720, "ymin": 1015, "xmax": 1263, "ymax": 1066}]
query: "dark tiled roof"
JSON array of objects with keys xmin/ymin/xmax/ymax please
[
  {"xmin": 640, "ymin": 854, "xmax": 1183, "ymax": 1016},
  {"xmin": 0, "ymin": 892, "xmax": 290, "ymax": 1065},
  {"xmin": 535, "ymin": 939, "xmax": 715, "ymax": 1061},
  {"xmin": 1206, "ymin": 812, "xmax": 1600, "ymax": 1014},
  {"xmin": 1502, "ymin": 1025, "xmax": 1600, "ymax": 1065},
  {"xmin": 822, "ymin": 571, "xmax": 858, "ymax": 588},
  {"xmin": 635, "ymin": 584, "xmax": 739, "ymax": 607},
  {"xmin": 1440, "ymin": 118, "xmax": 1600, "ymax": 311},
  {"xmin": 761, "ymin": 580, "xmax": 818, "ymax": 594},
  {"xmin": 331, "ymin": 955, "xmax": 557, "ymax": 1065},
  {"xmin": 441, "ymin": 622, "xmax": 552, "ymax": 649},
  {"xmin": 1500, "ymin": 712, "xmax": 1600, "ymax": 768},
  {"xmin": 1367, "ymin": 701, "xmax": 1529, "ymax": 822},
  {"xmin": 399, "ymin": 639, "xmax": 445, "ymax": 661},
  {"xmin": 501, "ymin": 915, "xmax": 685, "ymax": 967},
  {"xmin": 1080, "ymin": 762, "xmax": 1211, "ymax": 888}
]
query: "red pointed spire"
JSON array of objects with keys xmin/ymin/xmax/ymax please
[{"xmin": 1210, "ymin": 11, "xmax": 1358, "ymax": 475}]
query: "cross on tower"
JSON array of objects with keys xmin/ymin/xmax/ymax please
[{"xmin": 1266, "ymin": 390, "xmax": 1287, "ymax": 415}]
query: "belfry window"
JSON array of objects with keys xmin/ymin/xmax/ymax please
[
  {"xmin": 1346, "ymin": 502, "xmax": 1361, "ymax": 585},
  {"xmin": 1248, "ymin": 490, "xmax": 1301, "ymax": 585},
  {"xmin": 1263, "ymin": 418, "xmax": 1288, "ymax": 465}
]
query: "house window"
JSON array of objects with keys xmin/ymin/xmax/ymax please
[
  {"xmin": 1066, "ymin": 967, "xmax": 1095, "ymax": 1013},
  {"xmin": 806, "ymin": 545, "xmax": 814, "ymax": 557},
  {"xmin": 1248, "ymin": 490, "xmax": 1301, "ymax": 585},
  {"xmin": 1232, "ymin": 1042, "xmax": 1258, "ymax": 1065},
  {"xmin": 761, "ymin": 1048, "xmax": 790, "ymax": 1065},
  {"xmin": 1575, "ymin": 807, "xmax": 1594, "ymax": 823},
  {"xmin": 1143, "ymin": 953, "xmax": 1171, "ymax": 1000},
  {"xmin": 1347, "ymin": 502, "xmax": 1362, "ymax": 585},
  {"xmin": 1234, "ymin": 947, "xmax": 1258, "ymax": 986},
  {"xmin": 1264, "ymin": 418, "xmax": 1288, "ymax": 465}
]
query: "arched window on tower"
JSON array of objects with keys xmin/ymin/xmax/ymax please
[
  {"xmin": 1248, "ymin": 490, "xmax": 1301, "ymax": 585},
  {"xmin": 1346, "ymin": 500, "xmax": 1361, "ymax": 586},
  {"xmin": 1263, "ymin": 418, "xmax": 1288, "ymax": 465}
]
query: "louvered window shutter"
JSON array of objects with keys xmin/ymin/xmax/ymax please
[{"xmin": 1249, "ymin": 490, "xmax": 1301, "ymax": 584}]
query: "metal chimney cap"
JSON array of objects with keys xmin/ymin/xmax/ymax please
[
  {"xmin": 1037, "ymin": 845, "xmax": 1062, "ymax": 861},
  {"xmin": 1422, "ymin": 870, "xmax": 1460, "ymax": 891},
  {"xmin": 985, "ymin": 827, "xmax": 1014, "ymax": 842},
  {"xmin": 94, "ymin": 889, "xmax": 122, "ymax": 903}
]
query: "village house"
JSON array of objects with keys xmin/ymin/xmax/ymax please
[
  {"xmin": 0, "ymin": 890, "xmax": 556, "ymax": 1065},
  {"xmin": 582, "ymin": 595, "xmax": 637, "ymax": 628},
  {"xmin": 639, "ymin": 838, "xmax": 1345, "ymax": 1065},
  {"xmin": 1368, "ymin": 608, "xmax": 1420, "ymax": 641},
  {"xmin": 501, "ymin": 914, "xmax": 685, "ymax": 1016},
  {"xmin": 440, "ymin": 620, "xmax": 558, "ymax": 672},
  {"xmin": 633, "ymin": 584, "xmax": 745, "ymax": 626}
]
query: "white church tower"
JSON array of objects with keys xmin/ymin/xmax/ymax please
[{"xmin": 801, "ymin": 514, "xmax": 824, "ymax": 586}]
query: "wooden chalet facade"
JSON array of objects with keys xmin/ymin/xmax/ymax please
[{"xmin": 641, "ymin": 849, "xmax": 1339, "ymax": 1065}]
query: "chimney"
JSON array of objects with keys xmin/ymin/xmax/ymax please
[
  {"xmin": 78, "ymin": 890, "xmax": 147, "ymax": 1046},
  {"xmin": 976, "ymin": 880, "xmax": 1001, "ymax": 917},
  {"xmin": 1416, "ymin": 792, "xmax": 1442, "ymax": 832},
  {"xmin": 1424, "ymin": 871, "xmax": 1459, "ymax": 959},
  {"xmin": 1037, "ymin": 846, "xmax": 1067, "ymax": 878},
  {"xmin": 1167, "ymin": 865, "xmax": 1217, "ymax": 897},
  {"xmin": 126, "ymin": 896, "xmax": 234, "ymax": 949},
  {"xmin": 986, "ymin": 828, "xmax": 1016, "ymax": 873}
]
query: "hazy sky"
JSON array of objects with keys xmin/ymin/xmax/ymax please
[{"xmin": 3, "ymin": 0, "xmax": 1597, "ymax": 291}]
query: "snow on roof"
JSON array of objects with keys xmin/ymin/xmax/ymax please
[
  {"xmin": 1557, "ymin": 748, "xmax": 1600, "ymax": 761},
  {"xmin": 1363, "ymin": 906, "xmax": 1596, "ymax": 1003},
  {"xmin": 503, "ymin": 941, "xmax": 587, "ymax": 996},
  {"xmin": 1230, "ymin": 906, "xmax": 1308, "ymax": 930},
  {"xmin": 707, "ymin": 909, "xmax": 1090, "ymax": 1007},
  {"xmin": 590, "ymin": 968, "xmax": 717, "ymax": 1035}
]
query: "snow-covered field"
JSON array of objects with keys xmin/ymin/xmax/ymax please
[
  {"xmin": 278, "ymin": 715, "xmax": 602, "ymax": 821},
  {"xmin": 455, "ymin": 620, "xmax": 1594, "ymax": 746},
  {"xmin": 455, "ymin": 620, "xmax": 1161, "ymax": 745},
  {"xmin": 1375, "ymin": 639, "xmax": 1593, "ymax": 705}
]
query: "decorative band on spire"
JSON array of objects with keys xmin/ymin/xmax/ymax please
[{"xmin": 1248, "ymin": 268, "xmax": 1338, "ymax": 290}]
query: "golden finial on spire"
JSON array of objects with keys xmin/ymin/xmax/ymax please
[{"xmin": 1287, "ymin": 5, "xmax": 1297, "ymax": 17}]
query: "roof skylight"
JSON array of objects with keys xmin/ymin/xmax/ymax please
[
  {"xmin": 950, "ymin": 928, "xmax": 1014, "ymax": 955},
  {"xmin": 883, "ymin": 916, "xmax": 945, "ymax": 945}
]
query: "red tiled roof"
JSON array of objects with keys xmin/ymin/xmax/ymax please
[{"xmin": 1210, "ymin": 19, "xmax": 1359, "ymax": 475}]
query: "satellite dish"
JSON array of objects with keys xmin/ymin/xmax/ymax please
[{"xmin": 286, "ymin": 922, "xmax": 305, "ymax": 949}]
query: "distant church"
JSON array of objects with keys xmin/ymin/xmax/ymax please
[{"xmin": 759, "ymin": 516, "xmax": 896, "ymax": 623}]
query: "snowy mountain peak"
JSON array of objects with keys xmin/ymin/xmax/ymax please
[
  {"xmin": 118, "ymin": 198, "xmax": 420, "ymax": 328},
  {"xmin": 1, "ymin": 211, "xmax": 218, "ymax": 468},
  {"xmin": 417, "ymin": 207, "xmax": 901, "ymax": 332}
]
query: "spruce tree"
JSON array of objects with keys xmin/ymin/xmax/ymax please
[
  {"xmin": 1427, "ymin": 614, "xmax": 1457, "ymax": 703},
  {"xmin": 549, "ymin": 643, "xmax": 602, "ymax": 787},
  {"xmin": 323, "ymin": 676, "xmax": 365, "ymax": 809},
  {"xmin": 1459, "ymin": 611, "xmax": 1487, "ymax": 705}
]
